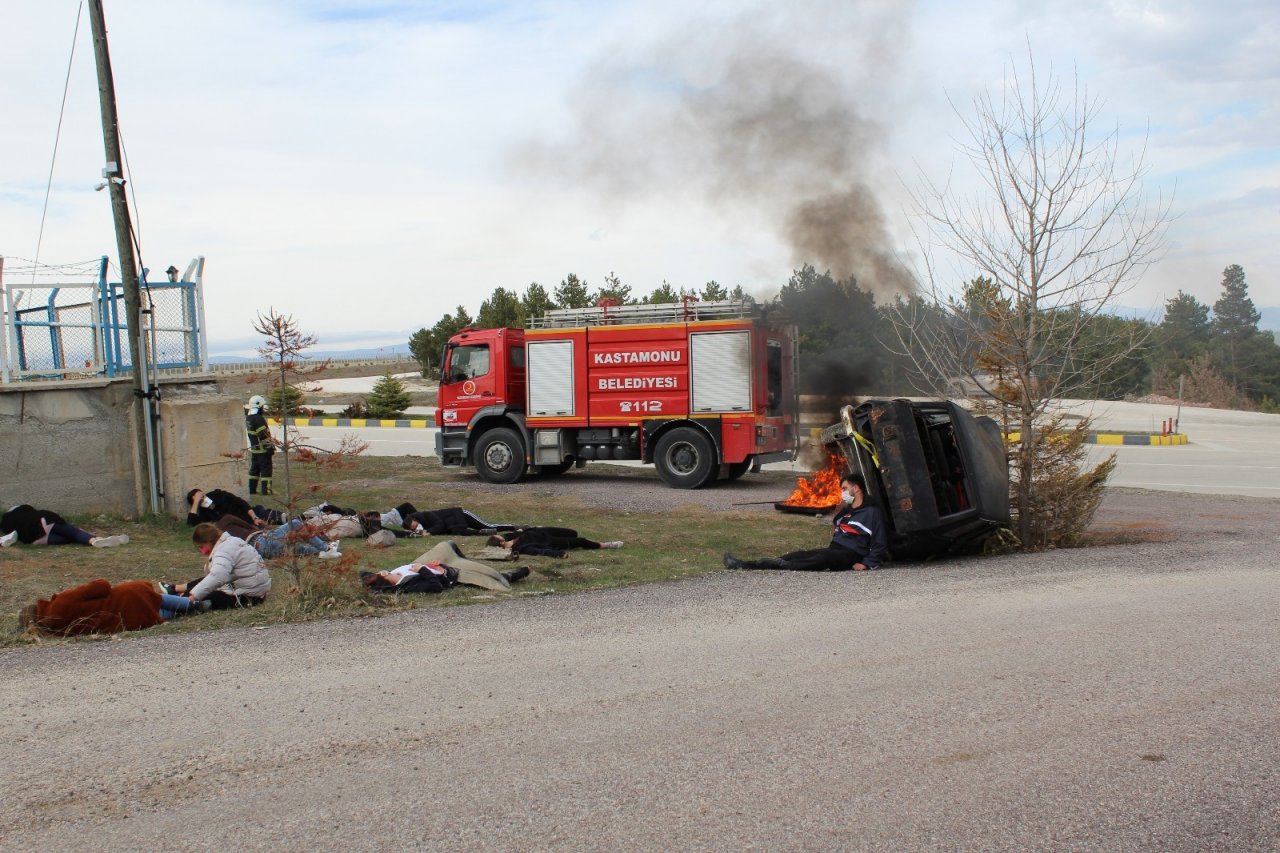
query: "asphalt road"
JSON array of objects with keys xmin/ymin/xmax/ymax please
[
  {"xmin": 2, "ymin": 489, "xmax": 1278, "ymax": 850},
  {"xmin": 294, "ymin": 398, "xmax": 1280, "ymax": 497}
]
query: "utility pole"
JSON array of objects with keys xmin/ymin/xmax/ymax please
[{"xmin": 87, "ymin": 0, "xmax": 156, "ymax": 515}]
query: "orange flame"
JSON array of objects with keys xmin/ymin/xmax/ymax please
[{"xmin": 782, "ymin": 451, "xmax": 845, "ymax": 507}]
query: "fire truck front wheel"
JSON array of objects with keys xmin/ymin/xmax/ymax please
[
  {"xmin": 655, "ymin": 427, "xmax": 716, "ymax": 489},
  {"xmin": 474, "ymin": 427, "xmax": 528, "ymax": 485}
]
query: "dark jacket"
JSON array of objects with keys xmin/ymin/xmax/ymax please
[
  {"xmin": 2, "ymin": 505, "xmax": 69, "ymax": 544},
  {"xmin": 187, "ymin": 489, "xmax": 254, "ymax": 527},
  {"xmin": 246, "ymin": 410, "xmax": 275, "ymax": 456},
  {"xmin": 829, "ymin": 503, "xmax": 888, "ymax": 569},
  {"xmin": 362, "ymin": 566, "xmax": 458, "ymax": 595}
]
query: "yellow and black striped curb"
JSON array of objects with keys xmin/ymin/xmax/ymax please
[
  {"xmin": 1007, "ymin": 431, "xmax": 1189, "ymax": 446},
  {"xmin": 803, "ymin": 426, "xmax": 1189, "ymax": 447},
  {"xmin": 270, "ymin": 417, "xmax": 432, "ymax": 429}
]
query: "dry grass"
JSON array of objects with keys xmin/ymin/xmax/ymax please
[{"xmin": 1, "ymin": 457, "xmax": 821, "ymax": 647}]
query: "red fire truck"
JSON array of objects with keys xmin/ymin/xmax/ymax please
[{"xmin": 434, "ymin": 300, "xmax": 799, "ymax": 488}]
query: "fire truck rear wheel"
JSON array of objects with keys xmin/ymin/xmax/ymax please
[
  {"xmin": 539, "ymin": 460, "xmax": 574, "ymax": 477},
  {"xmin": 655, "ymin": 427, "xmax": 716, "ymax": 489},
  {"xmin": 475, "ymin": 427, "xmax": 527, "ymax": 485},
  {"xmin": 726, "ymin": 459, "xmax": 752, "ymax": 481}
]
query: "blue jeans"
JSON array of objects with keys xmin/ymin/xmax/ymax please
[
  {"xmin": 159, "ymin": 593, "xmax": 197, "ymax": 620},
  {"xmin": 254, "ymin": 519, "xmax": 328, "ymax": 558},
  {"xmin": 45, "ymin": 522, "xmax": 93, "ymax": 545}
]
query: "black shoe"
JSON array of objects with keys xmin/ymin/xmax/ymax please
[
  {"xmin": 503, "ymin": 566, "xmax": 531, "ymax": 583},
  {"xmin": 723, "ymin": 553, "xmax": 746, "ymax": 570},
  {"xmin": 158, "ymin": 581, "xmax": 176, "ymax": 595}
]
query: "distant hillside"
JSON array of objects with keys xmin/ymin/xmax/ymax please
[{"xmin": 208, "ymin": 344, "xmax": 412, "ymax": 364}]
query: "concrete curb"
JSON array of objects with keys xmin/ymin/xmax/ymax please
[{"xmin": 1006, "ymin": 430, "xmax": 1189, "ymax": 446}]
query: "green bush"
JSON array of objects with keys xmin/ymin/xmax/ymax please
[
  {"xmin": 266, "ymin": 384, "xmax": 306, "ymax": 416},
  {"xmin": 365, "ymin": 373, "xmax": 412, "ymax": 419}
]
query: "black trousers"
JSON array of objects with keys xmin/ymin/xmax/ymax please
[
  {"xmin": 248, "ymin": 452, "xmax": 274, "ymax": 495},
  {"xmin": 770, "ymin": 545, "xmax": 860, "ymax": 571},
  {"xmin": 184, "ymin": 578, "xmax": 265, "ymax": 610}
]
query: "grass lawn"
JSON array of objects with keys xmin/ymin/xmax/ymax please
[{"xmin": 2, "ymin": 456, "xmax": 822, "ymax": 647}]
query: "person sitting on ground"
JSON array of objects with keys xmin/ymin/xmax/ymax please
[
  {"xmin": 1, "ymin": 504, "xmax": 128, "ymax": 548},
  {"xmin": 161, "ymin": 523, "xmax": 273, "ymax": 610},
  {"xmin": 360, "ymin": 540, "xmax": 531, "ymax": 593},
  {"xmin": 723, "ymin": 473, "xmax": 887, "ymax": 572},
  {"xmin": 487, "ymin": 527, "xmax": 622, "ymax": 559},
  {"xmin": 18, "ymin": 578, "xmax": 199, "ymax": 636},
  {"xmin": 185, "ymin": 488, "xmax": 265, "ymax": 529}
]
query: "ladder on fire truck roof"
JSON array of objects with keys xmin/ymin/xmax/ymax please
[{"xmin": 528, "ymin": 298, "xmax": 758, "ymax": 329}]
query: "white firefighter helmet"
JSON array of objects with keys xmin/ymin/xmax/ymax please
[{"xmin": 246, "ymin": 394, "xmax": 267, "ymax": 412}]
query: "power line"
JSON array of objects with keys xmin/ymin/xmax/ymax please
[{"xmin": 32, "ymin": 2, "xmax": 86, "ymax": 286}]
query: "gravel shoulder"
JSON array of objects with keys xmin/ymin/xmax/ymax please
[{"xmin": 2, "ymin": 485, "xmax": 1276, "ymax": 850}]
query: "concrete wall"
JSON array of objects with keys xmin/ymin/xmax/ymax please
[
  {"xmin": 157, "ymin": 384, "xmax": 247, "ymax": 519},
  {"xmin": 1, "ymin": 378, "xmax": 243, "ymax": 519}
]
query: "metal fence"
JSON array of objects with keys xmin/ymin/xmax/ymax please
[{"xmin": 0, "ymin": 256, "xmax": 207, "ymax": 383}]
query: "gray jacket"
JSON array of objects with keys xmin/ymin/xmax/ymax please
[{"xmin": 191, "ymin": 531, "xmax": 272, "ymax": 601}]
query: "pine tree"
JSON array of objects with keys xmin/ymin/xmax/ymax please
[
  {"xmin": 365, "ymin": 373, "xmax": 412, "ymax": 419},
  {"xmin": 1212, "ymin": 264, "xmax": 1261, "ymax": 389},
  {"xmin": 596, "ymin": 272, "xmax": 633, "ymax": 305},
  {"xmin": 521, "ymin": 282, "xmax": 555, "ymax": 321},
  {"xmin": 477, "ymin": 287, "xmax": 524, "ymax": 328},
  {"xmin": 553, "ymin": 273, "xmax": 593, "ymax": 309},
  {"xmin": 701, "ymin": 280, "xmax": 728, "ymax": 301},
  {"xmin": 645, "ymin": 281, "xmax": 680, "ymax": 303}
]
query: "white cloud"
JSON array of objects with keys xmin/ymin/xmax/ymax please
[{"xmin": 2, "ymin": 0, "xmax": 1275, "ymax": 357}]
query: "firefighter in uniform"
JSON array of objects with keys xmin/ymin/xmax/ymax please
[{"xmin": 244, "ymin": 394, "xmax": 276, "ymax": 495}]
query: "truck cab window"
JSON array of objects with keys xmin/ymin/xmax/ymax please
[
  {"xmin": 766, "ymin": 340, "xmax": 783, "ymax": 414},
  {"xmin": 446, "ymin": 344, "xmax": 490, "ymax": 383}
]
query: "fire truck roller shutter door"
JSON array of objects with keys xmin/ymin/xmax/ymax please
[{"xmin": 690, "ymin": 331, "xmax": 751, "ymax": 413}]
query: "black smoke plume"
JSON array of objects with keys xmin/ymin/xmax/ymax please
[{"xmin": 512, "ymin": 2, "xmax": 917, "ymax": 299}]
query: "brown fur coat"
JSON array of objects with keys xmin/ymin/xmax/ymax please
[{"xmin": 31, "ymin": 579, "xmax": 164, "ymax": 636}]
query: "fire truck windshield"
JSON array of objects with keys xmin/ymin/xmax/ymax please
[{"xmin": 446, "ymin": 344, "xmax": 490, "ymax": 383}]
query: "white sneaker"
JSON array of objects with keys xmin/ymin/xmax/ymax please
[
  {"xmin": 600, "ymin": 541, "xmax": 624, "ymax": 549},
  {"xmin": 90, "ymin": 534, "xmax": 129, "ymax": 548},
  {"xmin": 0, "ymin": 530, "xmax": 17, "ymax": 547},
  {"xmin": 318, "ymin": 545, "xmax": 341, "ymax": 560}
]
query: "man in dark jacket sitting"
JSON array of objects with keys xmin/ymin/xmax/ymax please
[{"xmin": 723, "ymin": 473, "xmax": 887, "ymax": 572}]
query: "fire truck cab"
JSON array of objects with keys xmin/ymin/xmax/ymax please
[{"xmin": 435, "ymin": 300, "xmax": 799, "ymax": 489}]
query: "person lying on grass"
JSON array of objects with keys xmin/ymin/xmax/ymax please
[
  {"xmin": 19, "ymin": 579, "xmax": 199, "ymax": 637},
  {"xmin": 486, "ymin": 527, "xmax": 623, "ymax": 559},
  {"xmin": 360, "ymin": 540, "xmax": 531, "ymax": 593},
  {"xmin": 1, "ymin": 504, "xmax": 128, "ymax": 548}
]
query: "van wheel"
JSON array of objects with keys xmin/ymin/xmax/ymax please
[
  {"xmin": 475, "ymin": 428, "xmax": 527, "ymax": 484},
  {"xmin": 654, "ymin": 427, "xmax": 716, "ymax": 489}
]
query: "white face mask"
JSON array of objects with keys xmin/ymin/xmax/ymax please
[
  {"xmin": 841, "ymin": 490, "xmax": 855, "ymax": 504},
  {"xmin": 201, "ymin": 497, "xmax": 214, "ymax": 509}
]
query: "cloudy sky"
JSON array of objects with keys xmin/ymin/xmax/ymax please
[{"xmin": 2, "ymin": 0, "xmax": 1276, "ymax": 355}]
